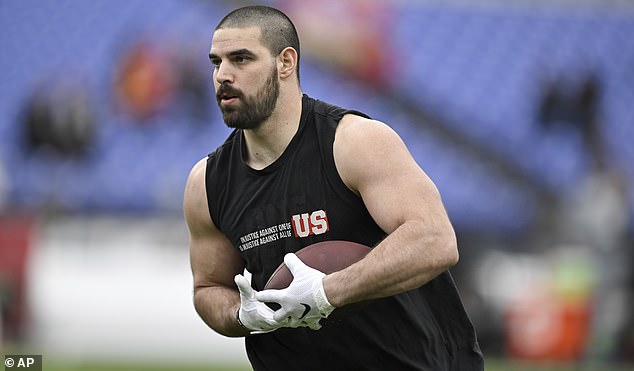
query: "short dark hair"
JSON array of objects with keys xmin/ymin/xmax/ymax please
[{"xmin": 215, "ymin": 5, "xmax": 301, "ymax": 81}]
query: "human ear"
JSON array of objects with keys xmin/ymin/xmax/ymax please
[{"xmin": 278, "ymin": 47, "xmax": 298, "ymax": 79}]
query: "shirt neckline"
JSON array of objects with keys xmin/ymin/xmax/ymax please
[{"xmin": 239, "ymin": 94, "xmax": 313, "ymax": 175}]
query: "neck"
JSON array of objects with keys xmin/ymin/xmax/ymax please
[{"xmin": 243, "ymin": 89, "xmax": 303, "ymax": 170}]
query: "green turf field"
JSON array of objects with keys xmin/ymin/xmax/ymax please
[
  {"xmin": 5, "ymin": 345, "xmax": 632, "ymax": 371},
  {"xmin": 39, "ymin": 358, "xmax": 634, "ymax": 371},
  {"xmin": 43, "ymin": 361, "xmax": 247, "ymax": 371}
]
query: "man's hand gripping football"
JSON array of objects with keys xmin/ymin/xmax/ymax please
[{"xmin": 256, "ymin": 253, "xmax": 335, "ymax": 330}]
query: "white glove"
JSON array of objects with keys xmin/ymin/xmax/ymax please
[
  {"xmin": 235, "ymin": 274, "xmax": 288, "ymax": 334},
  {"xmin": 255, "ymin": 253, "xmax": 335, "ymax": 330}
]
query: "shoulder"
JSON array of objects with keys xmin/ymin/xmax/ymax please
[
  {"xmin": 186, "ymin": 130, "xmax": 242, "ymax": 232},
  {"xmin": 185, "ymin": 131, "xmax": 237, "ymax": 231},
  {"xmin": 186, "ymin": 157, "xmax": 207, "ymax": 185},
  {"xmin": 183, "ymin": 157, "xmax": 216, "ymax": 240},
  {"xmin": 335, "ymin": 114, "xmax": 407, "ymax": 157},
  {"xmin": 184, "ymin": 158, "xmax": 209, "ymax": 223},
  {"xmin": 184, "ymin": 120, "xmax": 235, "ymax": 223},
  {"xmin": 334, "ymin": 114, "xmax": 412, "ymax": 194},
  {"xmin": 202, "ymin": 130, "xmax": 243, "ymax": 191}
]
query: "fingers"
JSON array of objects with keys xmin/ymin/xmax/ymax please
[
  {"xmin": 234, "ymin": 274, "xmax": 253, "ymax": 297},
  {"xmin": 234, "ymin": 274, "xmax": 297, "ymax": 333},
  {"xmin": 283, "ymin": 253, "xmax": 305, "ymax": 276},
  {"xmin": 254, "ymin": 288, "xmax": 283, "ymax": 303},
  {"xmin": 284, "ymin": 253, "xmax": 325, "ymax": 276},
  {"xmin": 255, "ymin": 289, "xmax": 305, "ymax": 323}
]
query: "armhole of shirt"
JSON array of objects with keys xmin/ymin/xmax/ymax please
[
  {"xmin": 204, "ymin": 152, "xmax": 221, "ymax": 229},
  {"xmin": 320, "ymin": 109, "xmax": 371, "ymax": 203},
  {"xmin": 204, "ymin": 129, "xmax": 240, "ymax": 231}
]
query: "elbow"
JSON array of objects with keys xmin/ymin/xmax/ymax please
[
  {"xmin": 192, "ymin": 287, "xmax": 204, "ymax": 309},
  {"xmin": 438, "ymin": 226, "xmax": 459, "ymax": 271},
  {"xmin": 192, "ymin": 287, "xmax": 209, "ymax": 324},
  {"xmin": 192, "ymin": 286, "xmax": 223, "ymax": 334},
  {"xmin": 446, "ymin": 235, "xmax": 459, "ymax": 269},
  {"xmin": 192, "ymin": 284, "xmax": 245, "ymax": 338},
  {"xmin": 410, "ymin": 218, "xmax": 459, "ymax": 271}
]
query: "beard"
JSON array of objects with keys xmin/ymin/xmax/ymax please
[{"xmin": 216, "ymin": 65, "xmax": 280, "ymax": 130}]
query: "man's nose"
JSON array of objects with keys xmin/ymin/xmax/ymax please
[{"xmin": 215, "ymin": 62, "xmax": 234, "ymax": 85}]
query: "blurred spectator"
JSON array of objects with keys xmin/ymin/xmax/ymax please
[
  {"xmin": 113, "ymin": 35, "xmax": 215, "ymax": 123},
  {"xmin": 171, "ymin": 42, "xmax": 214, "ymax": 122},
  {"xmin": 22, "ymin": 79, "xmax": 96, "ymax": 158},
  {"xmin": 540, "ymin": 75, "xmax": 631, "ymax": 363},
  {"xmin": 552, "ymin": 77, "xmax": 629, "ymax": 250},
  {"xmin": 277, "ymin": 0, "xmax": 395, "ymax": 87},
  {"xmin": 113, "ymin": 38, "xmax": 176, "ymax": 121}
]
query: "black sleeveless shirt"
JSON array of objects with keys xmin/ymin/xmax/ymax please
[{"xmin": 205, "ymin": 95, "xmax": 483, "ymax": 370}]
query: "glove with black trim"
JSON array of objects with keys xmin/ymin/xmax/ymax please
[
  {"xmin": 235, "ymin": 274, "xmax": 289, "ymax": 334},
  {"xmin": 255, "ymin": 253, "xmax": 335, "ymax": 330}
]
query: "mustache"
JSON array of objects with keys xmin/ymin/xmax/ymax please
[{"xmin": 216, "ymin": 84, "xmax": 243, "ymax": 102}]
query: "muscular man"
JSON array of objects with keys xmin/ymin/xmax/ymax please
[{"xmin": 185, "ymin": 5, "xmax": 483, "ymax": 370}]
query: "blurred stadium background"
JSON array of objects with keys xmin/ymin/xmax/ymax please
[{"xmin": 1, "ymin": 0, "xmax": 633, "ymax": 370}]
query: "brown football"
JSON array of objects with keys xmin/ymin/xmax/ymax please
[{"xmin": 263, "ymin": 240, "xmax": 372, "ymax": 320}]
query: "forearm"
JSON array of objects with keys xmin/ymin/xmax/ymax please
[
  {"xmin": 193, "ymin": 285, "xmax": 250, "ymax": 337},
  {"xmin": 323, "ymin": 219, "xmax": 458, "ymax": 307}
]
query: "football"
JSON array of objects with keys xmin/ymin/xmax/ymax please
[{"xmin": 263, "ymin": 240, "xmax": 372, "ymax": 320}]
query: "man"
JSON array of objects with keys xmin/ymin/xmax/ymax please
[{"xmin": 185, "ymin": 5, "xmax": 483, "ymax": 370}]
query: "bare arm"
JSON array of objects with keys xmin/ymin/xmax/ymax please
[
  {"xmin": 323, "ymin": 115, "xmax": 458, "ymax": 307},
  {"xmin": 184, "ymin": 158, "xmax": 249, "ymax": 337}
]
